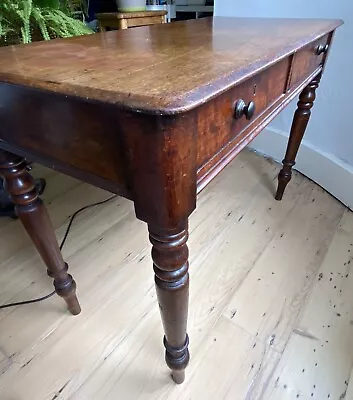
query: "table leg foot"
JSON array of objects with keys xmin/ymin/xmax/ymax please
[
  {"xmin": 149, "ymin": 222, "xmax": 190, "ymax": 384},
  {"xmin": 276, "ymin": 74, "xmax": 321, "ymax": 200},
  {"xmin": 172, "ymin": 369, "xmax": 186, "ymax": 385},
  {"xmin": 54, "ymin": 266, "xmax": 81, "ymax": 315},
  {"xmin": 0, "ymin": 150, "xmax": 81, "ymax": 315},
  {"xmin": 275, "ymin": 166, "xmax": 293, "ymax": 201}
]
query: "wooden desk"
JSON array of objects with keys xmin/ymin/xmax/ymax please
[
  {"xmin": 96, "ymin": 10, "xmax": 167, "ymax": 31},
  {"xmin": 0, "ymin": 17, "xmax": 342, "ymax": 384}
]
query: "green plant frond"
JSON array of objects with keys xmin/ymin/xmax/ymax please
[
  {"xmin": 20, "ymin": 26, "xmax": 27, "ymax": 44},
  {"xmin": 43, "ymin": 8, "xmax": 92, "ymax": 38},
  {"xmin": 31, "ymin": 7, "xmax": 50, "ymax": 40},
  {"xmin": 23, "ymin": 0, "xmax": 33, "ymax": 43},
  {"xmin": 0, "ymin": 0, "xmax": 92, "ymax": 46},
  {"xmin": 33, "ymin": 0, "xmax": 60, "ymax": 9}
]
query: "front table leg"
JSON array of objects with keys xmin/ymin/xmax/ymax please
[
  {"xmin": 0, "ymin": 150, "xmax": 81, "ymax": 315},
  {"xmin": 149, "ymin": 222, "xmax": 190, "ymax": 384},
  {"xmin": 275, "ymin": 74, "xmax": 321, "ymax": 200}
]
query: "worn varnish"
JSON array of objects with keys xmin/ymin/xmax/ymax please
[
  {"xmin": 0, "ymin": 17, "xmax": 342, "ymax": 113},
  {"xmin": 196, "ymin": 57, "xmax": 290, "ymax": 169},
  {"xmin": 289, "ymin": 34, "xmax": 330, "ymax": 89},
  {"xmin": 0, "ymin": 17, "xmax": 343, "ymax": 384}
]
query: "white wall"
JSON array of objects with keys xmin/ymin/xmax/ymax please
[{"xmin": 215, "ymin": 0, "xmax": 353, "ymax": 209}]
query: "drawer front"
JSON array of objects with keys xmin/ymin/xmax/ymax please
[
  {"xmin": 197, "ymin": 57, "xmax": 290, "ymax": 168},
  {"xmin": 290, "ymin": 34, "xmax": 330, "ymax": 88},
  {"xmin": 0, "ymin": 83, "xmax": 131, "ymax": 197}
]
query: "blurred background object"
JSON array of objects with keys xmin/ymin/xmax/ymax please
[
  {"xmin": 146, "ymin": 0, "xmax": 175, "ymax": 22},
  {"xmin": 175, "ymin": 0, "xmax": 213, "ymax": 20}
]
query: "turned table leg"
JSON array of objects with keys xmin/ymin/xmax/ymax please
[
  {"xmin": 0, "ymin": 150, "xmax": 81, "ymax": 315},
  {"xmin": 275, "ymin": 74, "xmax": 321, "ymax": 200},
  {"xmin": 149, "ymin": 222, "xmax": 190, "ymax": 384}
]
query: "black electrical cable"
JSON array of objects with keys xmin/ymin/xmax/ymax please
[{"xmin": 0, "ymin": 195, "xmax": 117, "ymax": 310}]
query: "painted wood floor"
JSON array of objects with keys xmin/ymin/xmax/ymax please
[{"xmin": 0, "ymin": 149, "xmax": 352, "ymax": 400}]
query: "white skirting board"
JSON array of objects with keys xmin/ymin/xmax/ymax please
[{"xmin": 248, "ymin": 127, "xmax": 353, "ymax": 210}]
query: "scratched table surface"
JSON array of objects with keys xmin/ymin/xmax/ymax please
[{"xmin": 0, "ymin": 17, "xmax": 341, "ymax": 114}]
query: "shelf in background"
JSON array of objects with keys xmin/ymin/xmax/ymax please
[{"xmin": 175, "ymin": 5, "xmax": 214, "ymax": 12}]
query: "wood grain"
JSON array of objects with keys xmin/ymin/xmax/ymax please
[
  {"xmin": 0, "ymin": 17, "xmax": 343, "ymax": 387},
  {"xmin": 289, "ymin": 34, "xmax": 330, "ymax": 89},
  {"xmin": 0, "ymin": 18, "xmax": 342, "ymax": 114},
  {"xmin": 196, "ymin": 58, "xmax": 290, "ymax": 169},
  {"xmin": 224, "ymin": 181, "xmax": 343, "ymax": 352},
  {"xmin": 260, "ymin": 209, "xmax": 353, "ymax": 400},
  {"xmin": 97, "ymin": 11, "xmax": 167, "ymax": 31},
  {"xmin": 0, "ymin": 18, "xmax": 341, "ymax": 212}
]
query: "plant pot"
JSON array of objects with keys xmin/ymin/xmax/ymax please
[{"xmin": 116, "ymin": 0, "xmax": 146, "ymax": 12}]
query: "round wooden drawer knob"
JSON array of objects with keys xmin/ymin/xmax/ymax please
[
  {"xmin": 316, "ymin": 43, "xmax": 329, "ymax": 55},
  {"xmin": 234, "ymin": 99, "xmax": 256, "ymax": 120}
]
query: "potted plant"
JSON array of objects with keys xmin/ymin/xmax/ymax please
[
  {"xmin": 0, "ymin": 0, "xmax": 92, "ymax": 46},
  {"xmin": 116, "ymin": 0, "xmax": 146, "ymax": 12}
]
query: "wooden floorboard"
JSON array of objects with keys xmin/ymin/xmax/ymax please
[{"xmin": 0, "ymin": 149, "xmax": 350, "ymax": 400}]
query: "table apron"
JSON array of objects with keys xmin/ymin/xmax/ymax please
[
  {"xmin": 0, "ymin": 85, "xmax": 134, "ymax": 197},
  {"xmin": 196, "ymin": 67, "xmax": 323, "ymax": 193}
]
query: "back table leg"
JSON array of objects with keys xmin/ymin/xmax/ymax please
[
  {"xmin": 0, "ymin": 150, "xmax": 81, "ymax": 315},
  {"xmin": 275, "ymin": 74, "xmax": 321, "ymax": 200}
]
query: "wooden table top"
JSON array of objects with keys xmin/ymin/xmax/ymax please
[{"xmin": 0, "ymin": 17, "xmax": 342, "ymax": 114}]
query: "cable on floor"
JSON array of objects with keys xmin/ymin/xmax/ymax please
[{"xmin": 0, "ymin": 195, "xmax": 117, "ymax": 310}]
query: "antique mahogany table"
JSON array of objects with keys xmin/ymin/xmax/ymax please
[{"xmin": 0, "ymin": 17, "xmax": 342, "ymax": 384}]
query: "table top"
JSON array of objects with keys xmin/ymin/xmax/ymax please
[
  {"xmin": 0, "ymin": 17, "xmax": 342, "ymax": 115},
  {"xmin": 96, "ymin": 10, "xmax": 168, "ymax": 19}
]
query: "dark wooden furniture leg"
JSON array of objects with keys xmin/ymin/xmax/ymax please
[
  {"xmin": 275, "ymin": 74, "xmax": 321, "ymax": 200},
  {"xmin": 0, "ymin": 176, "xmax": 46, "ymax": 219},
  {"xmin": 149, "ymin": 222, "xmax": 190, "ymax": 384},
  {"xmin": 0, "ymin": 150, "xmax": 81, "ymax": 315}
]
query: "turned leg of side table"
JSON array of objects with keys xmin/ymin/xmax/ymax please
[
  {"xmin": 0, "ymin": 150, "xmax": 81, "ymax": 315},
  {"xmin": 148, "ymin": 222, "xmax": 190, "ymax": 384},
  {"xmin": 275, "ymin": 74, "xmax": 322, "ymax": 200}
]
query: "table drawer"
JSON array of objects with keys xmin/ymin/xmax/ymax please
[
  {"xmin": 289, "ymin": 34, "xmax": 330, "ymax": 88},
  {"xmin": 197, "ymin": 57, "xmax": 290, "ymax": 168}
]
